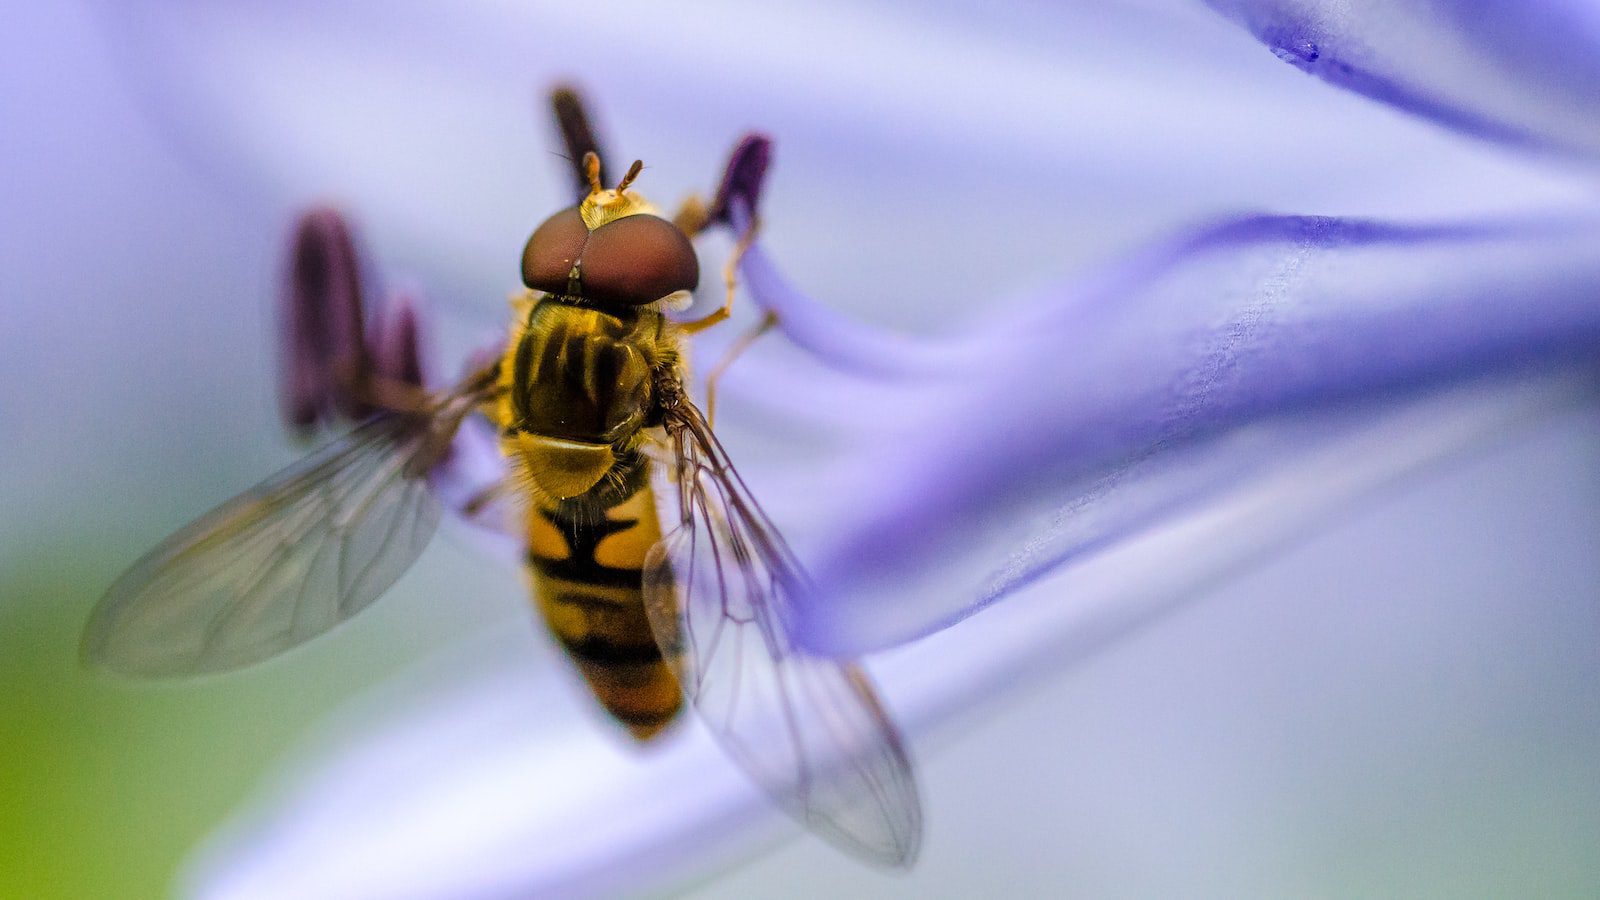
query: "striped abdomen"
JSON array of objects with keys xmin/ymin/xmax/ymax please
[{"xmin": 524, "ymin": 451, "xmax": 682, "ymax": 740}]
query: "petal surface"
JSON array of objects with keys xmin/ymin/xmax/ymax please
[
  {"xmin": 97, "ymin": 0, "xmax": 1594, "ymax": 317},
  {"xmin": 1205, "ymin": 0, "xmax": 1600, "ymax": 160},
  {"xmin": 777, "ymin": 213, "xmax": 1600, "ymax": 652},
  {"xmin": 184, "ymin": 379, "xmax": 1600, "ymax": 898}
]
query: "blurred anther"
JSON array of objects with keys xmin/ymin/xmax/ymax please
[
  {"xmin": 281, "ymin": 207, "xmax": 434, "ymax": 434},
  {"xmin": 370, "ymin": 293, "xmax": 427, "ymax": 390},
  {"xmin": 550, "ymin": 85, "xmax": 607, "ymax": 201},
  {"xmin": 706, "ymin": 134, "xmax": 772, "ymax": 227},
  {"xmin": 281, "ymin": 207, "xmax": 371, "ymax": 432}
]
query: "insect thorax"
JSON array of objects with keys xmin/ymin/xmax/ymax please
[{"xmin": 497, "ymin": 296, "xmax": 678, "ymax": 501}]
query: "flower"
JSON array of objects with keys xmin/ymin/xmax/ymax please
[{"xmin": 74, "ymin": 1, "xmax": 1600, "ymax": 895}]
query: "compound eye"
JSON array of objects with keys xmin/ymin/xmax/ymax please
[
  {"xmin": 521, "ymin": 206, "xmax": 588, "ymax": 293},
  {"xmin": 580, "ymin": 214, "xmax": 700, "ymax": 306}
]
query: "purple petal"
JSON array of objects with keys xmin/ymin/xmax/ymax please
[
  {"xmin": 99, "ymin": 0, "xmax": 1596, "ymax": 311},
  {"xmin": 1204, "ymin": 0, "xmax": 1600, "ymax": 160},
  {"xmin": 719, "ymin": 197, "xmax": 954, "ymax": 377},
  {"xmin": 779, "ymin": 212, "xmax": 1600, "ymax": 653}
]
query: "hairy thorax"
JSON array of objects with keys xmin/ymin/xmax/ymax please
[{"xmin": 495, "ymin": 296, "xmax": 677, "ymax": 502}]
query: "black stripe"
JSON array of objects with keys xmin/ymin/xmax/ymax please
[
  {"xmin": 590, "ymin": 342, "xmax": 620, "ymax": 409},
  {"xmin": 544, "ymin": 589, "xmax": 629, "ymax": 612},
  {"xmin": 531, "ymin": 554, "xmax": 643, "ymax": 589},
  {"xmin": 546, "ymin": 503, "xmax": 631, "ymax": 539},
  {"xmin": 510, "ymin": 327, "xmax": 538, "ymax": 419},
  {"xmin": 534, "ymin": 498, "xmax": 645, "ymax": 588},
  {"xmin": 536, "ymin": 316, "xmax": 564, "ymax": 393},
  {"xmin": 612, "ymin": 708, "xmax": 675, "ymax": 728},
  {"xmin": 565, "ymin": 634, "xmax": 663, "ymax": 666}
]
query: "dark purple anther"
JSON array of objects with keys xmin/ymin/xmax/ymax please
[
  {"xmin": 281, "ymin": 207, "xmax": 372, "ymax": 432},
  {"xmin": 706, "ymin": 133, "xmax": 772, "ymax": 227},
  {"xmin": 550, "ymin": 85, "xmax": 608, "ymax": 202},
  {"xmin": 370, "ymin": 292, "xmax": 427, "ymax": 390}
]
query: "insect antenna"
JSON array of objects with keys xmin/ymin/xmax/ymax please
[{"xmin": 616, "ymin": 159, "xmax": 644, "ymax": 193}]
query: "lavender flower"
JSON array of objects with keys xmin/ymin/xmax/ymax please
[{"xmin": 88, "ymin": 1, "xmax": 1600, "ymax": 895}]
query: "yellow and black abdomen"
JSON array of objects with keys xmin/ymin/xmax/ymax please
[
  {"xmin": 524, "ymin": 449, "xmax": 681, "ymax": 739},
  {"xmin": 493, "ymin": 297, "xmax": 684, "ymax": 741}
]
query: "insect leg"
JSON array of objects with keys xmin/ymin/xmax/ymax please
[
  {"xmin": 704, "ymin": 310, "xmax": 778, "ymax": 428},
  {"xmin": 678, "ymin": 214, "xmax": 762, "ymax": 336}
]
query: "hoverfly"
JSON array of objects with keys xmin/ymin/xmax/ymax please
[{"xmin": 82, "ymin": 89, "xmax": 922, "ymax": 868}]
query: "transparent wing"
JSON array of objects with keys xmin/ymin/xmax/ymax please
[
  {"xmin": 84, "ymin": 413, "xmax": 450, "ymax": 677},
  {"xmin": 643, "ymin": 401, "xmax": 923, "ymax": 867}
]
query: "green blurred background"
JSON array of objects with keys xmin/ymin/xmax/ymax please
[
  {"xmin": 1, "ymin": 8, "xmax": 487, "ymax": 896},
  {"xmin": 1, "ymin": 558, "xmax": 359, "ymax": 897}
]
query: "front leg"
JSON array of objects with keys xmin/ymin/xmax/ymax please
[{"xmin": 676, "ymin": 212, "xmax": 761, "ymax": 336}]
